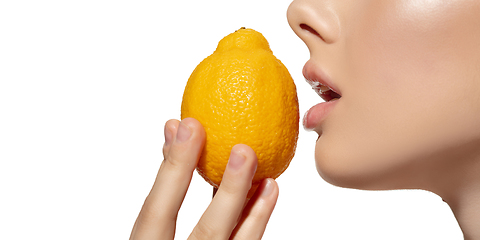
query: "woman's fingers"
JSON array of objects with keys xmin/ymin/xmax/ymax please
[
  {"xmin": 230, "ymin": 178, "xmax": 279, "ymax": 240},
  {"xmin": 132, "ymin": 119, "xmax": 279, "ymax": 240},
  {"xmin": 189, "ymin": 144, "xmax": 258, "ymax": 240},
  {"xmin": 130, "ymin": 118, "xmax": 206, "ymax": 240},
  {"xmin": 162, "ymin": 119, "xmax": 179, "ymax": 157}
]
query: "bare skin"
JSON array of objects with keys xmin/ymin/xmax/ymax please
[
  {"xmin": 129, "ymin": 118, "xmax": 279, "ymax": 240},
  {"xmin": 287, "ymin": 0, "xmax": 480, "ymax": 239},
  {"xmin": 131, "ymin": 0, "xmax": 480, "ymax": 239}
]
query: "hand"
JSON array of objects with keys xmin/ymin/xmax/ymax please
[{"xmin": 130, "ymin": 118, "xmax": 279, "ymax": 240}]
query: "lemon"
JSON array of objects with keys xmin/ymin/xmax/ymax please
[{"xmin": 181, "ymin": 28, "xmax": 299, "ymax": 188}]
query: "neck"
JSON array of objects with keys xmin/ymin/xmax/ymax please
[
  {"xmin": 445, "ymin": 190, "xmax": 480, "ymax": 240},
  {"xmin": 425, "ymin": 141, "xmax": 480, "ymax": 240}
]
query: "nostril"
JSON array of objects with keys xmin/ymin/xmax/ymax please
[{"xmin": 300, "ymin": 23, "xmax": 325, "ymax": 41}]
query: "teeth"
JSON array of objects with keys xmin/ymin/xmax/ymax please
[
  {"xmin": 319, "ymin": 84, "xmax": 330, "ymax": 94},
  {"xmin": 315, "ymin": 82, "xmax": 334, "ymax": 95},
  {"xmin": 305, "ymin": 78, "xmax": 340, "ymax": 97},
  {"xmin": 305, "ymin": 78, "xmax": 321, "ymax": 88}
]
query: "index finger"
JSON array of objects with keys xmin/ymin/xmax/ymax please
[{"xmin": 130, "ymin": 118, "xmax": 205, "ymax": 240}]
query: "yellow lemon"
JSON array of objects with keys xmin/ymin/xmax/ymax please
[{"xmin": 181, "ymin": 28, "xmax": 299, "ymax": 188}]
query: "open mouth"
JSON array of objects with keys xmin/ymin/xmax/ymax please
[
  {"xmin": 305, "ymin": 78, "xmax": 342, "ymax": 102},
  {"xmin": 302, "ymin": 61, "xmax": 341, "ymax": 131},
  {"xmin": 303, "ymin": 61, "xmax": 342, "ymax": 103}
]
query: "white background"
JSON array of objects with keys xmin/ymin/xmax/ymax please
[{"xmin": 0, "ymin": 0, "xmax": 463, "ymax": 239}]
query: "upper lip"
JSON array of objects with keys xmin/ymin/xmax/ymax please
[{"xmin": 302, "ymin": 61, "xmax": 341, "ymax": 102}]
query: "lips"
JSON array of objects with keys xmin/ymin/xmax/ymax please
[
  {"xmin": 302, "ymin": 61, "xmax": 341, "ymax": 131},
  {"xmin": 303, "ymin": 61, "xmax": 341, "ymax": 101}
]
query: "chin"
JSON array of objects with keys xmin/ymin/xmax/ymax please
[
  {"xmin": 313, "ymin": 137, "xmax": 365, "ymax": 189},
  {"xmin": 314, "ymin": 152, "xmax": 374, "ymax": 190},
  {"xmin": 313, "ymin": 136, "xmax": 416, "ymax": 191}
]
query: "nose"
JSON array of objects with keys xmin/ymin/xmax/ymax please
[{"xmin": 287, "ymin": 0, "xmax": 340, "ymax": 45}]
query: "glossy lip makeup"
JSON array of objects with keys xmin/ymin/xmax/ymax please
[{"xmin": 302, "ymin": 60, "xmax": 341, "ymax": 131}]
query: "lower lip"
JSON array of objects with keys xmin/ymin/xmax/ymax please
[{"xmin": 303, "ymin": 100, "xmax": 339, "ymax": 131}]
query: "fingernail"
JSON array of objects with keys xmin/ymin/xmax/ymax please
[
  {"xmin": 164, "ymin": 124, "xmax": 174, "ymax": 146},
  {"xmin": 227, "ymin": 150, "xmax": 245, "ymax": 171},
  {"xmin": 261, "ymin": 179, "xmax": 274, "ymax": 197},
  {"xmin": 176, "ymin": 122, "xmax": 192, "ymax": 143}
]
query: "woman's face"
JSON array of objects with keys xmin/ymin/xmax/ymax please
[{"xmin": 287, "ymin": 0, "xmax": 480, "ymax": 189}]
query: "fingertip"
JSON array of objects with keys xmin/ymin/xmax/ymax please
[
  {"xmin": 254, "ymin": 178, "xmax": 279, "ymax": 200},
  {"xmin": 217, "ymin": 145, "xmax": 258, "ymax": 198},
  {"xmin": 163, "ymin": 120, "xmax": 180, "ymax": 156},
  {"xmin": 165, "ymin": 119, "xmax": 180, "ymax": 136},
  {"xmin": 164, "ymin": 119, "xmax": 180, "ymax": 146},
  {"xmin": 226, "ymin": 149, "xmax": 247, "ymax": 171},
  {"xmin": 231, "ymin": 144, "xmax": 258, "ymax": 164},
  {"xmin": 228, "ymin": 144, "xmax": 258, "ymax": 178},
  {"xmin": 166, "ymin": 118, "xmax": 205, "ymax": 150},
  {"xmin": 165, "ymin": 119, "xmax": 180, "ymax": 128},
  {"xmin": 245, "ymin": 179, "xmax": 279, "ymax": 208},
  {"xmin": 180, "ymin": 117, "xmax": 206, "ymax": 142},
  {"xmin": 162, "ymin": 118, "xmax": 205, "ymax": 171},
  {"xmin": 263, "ymin": 178, "xmax": 279, "ymax": 199}
]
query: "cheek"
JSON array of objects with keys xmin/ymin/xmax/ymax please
[{"xmin": 315, "ymin": 1, "xmax": 480, "ymax": 189}]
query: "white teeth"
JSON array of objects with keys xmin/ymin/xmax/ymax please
[
  {"xmin": 305, "ymin": 78, "xmax": 338, "ymax": 96},
  {"xmin": 314, "ymin": 82, "xmax": 333, "ymax": 95},
  {"xmin": 305, "ymin": 78, "xmax": 320, "ymax": 88},
  {"xmin": 319, "ymin": 84, "xmax": 330, "ymax": 94}
]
